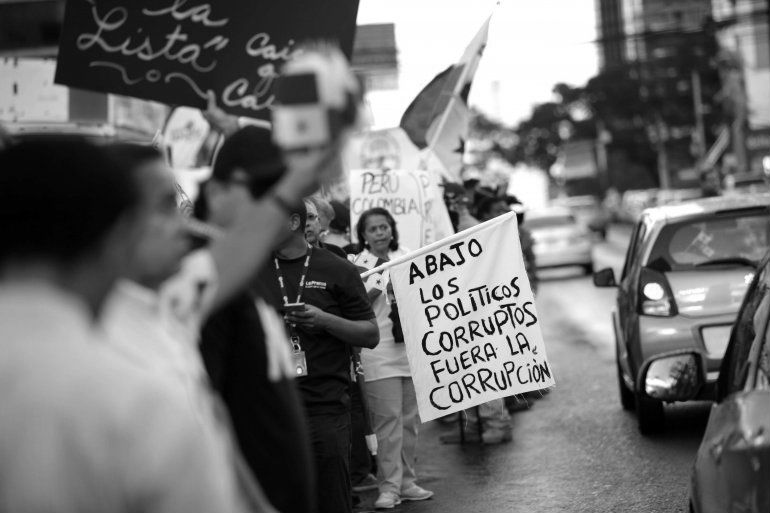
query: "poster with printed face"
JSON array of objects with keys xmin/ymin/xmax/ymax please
[
  {"xmin": 349, "ymin": 168, "xmax": 454, "ymax": 252},
  {"xmin": 54, "ymin": 0, "xmax": 359, "ymax": 120},
  {"xmin": 387, "ymin": 212, "xmax": 554, "ymax": 422}
]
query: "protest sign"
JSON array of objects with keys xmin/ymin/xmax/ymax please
[
  {"xmin": 383, "ymin": 212, "xmax": 553, "ymax": 422},
  {"xmin": 344, "ymin": 128, "xmax": 453, "ymax": 250},
  {"xmin": 349, "ymin": 168, "xmax": 453, "ymax": 251},
  {"xmin": 342, "ymin": 127, "xmax": 422, "ymax": 172},
  {"xmin": 54, "ymin": 0, "xmax": 359, "ymax": 120}
]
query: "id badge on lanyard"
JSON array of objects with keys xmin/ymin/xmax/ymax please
[
  {"xmin": 291, "ymin": 336, "xmax": 308, "ymax": 377},
  {"xmin": 275, "ymin": 246, "xmax": 313, "ymax": 378}
]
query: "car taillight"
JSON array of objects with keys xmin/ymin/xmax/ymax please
[{"xmin": 638, "ymin": 267, "xmax": 678, "ymax": 317}]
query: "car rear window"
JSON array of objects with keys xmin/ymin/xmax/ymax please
[
  {"xmin": 647, "ymin": 212, "xmax": 770, "ymax": 271},
  {"xmin": 525, "ymin": 215, "xmax": 576, "ymax": 229}
]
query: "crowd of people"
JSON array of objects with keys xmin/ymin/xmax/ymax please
[{"xmin": 0, "ymin": 77, "xmax": 547, "ymax": 513}]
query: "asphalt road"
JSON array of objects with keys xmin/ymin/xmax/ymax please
[{"xmin": 356, "ymin": 264, "xmax": 712, "ymax": 513}]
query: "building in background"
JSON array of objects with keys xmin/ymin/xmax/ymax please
[
  {"xmin": 596, "ymin": 0, "xmax": 626, "ymax": 69},
  {"xmin": 594, "ymin": 0, "xmax": 722, "ymax": 189},
  {"xmin": 0, "ymin": 0, "xmax": 166, "ymax": 134},
  {"xmin": 712, "ymin": 0, "xmax": 770, "ymax": 176},
  {"xmin": 351, "ymin": 23, "xmax": 398, "ymax": 92},
  {"xmin": 0, "ymin": 0, "xmax": 63, "ymax": 58}
]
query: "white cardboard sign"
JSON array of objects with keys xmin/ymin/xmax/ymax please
[{"xmin": 386, "ymin": 213, "xmax": 554, "ymax": 422}]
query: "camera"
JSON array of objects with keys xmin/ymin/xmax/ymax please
[{"xmin": 272, "ymin": 43, "xmax": 362, "ymax": 152}]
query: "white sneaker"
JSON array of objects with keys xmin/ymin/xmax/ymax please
[
  {"xmin": 400, "ymin": 484, "xmax": 434, "ymax": 501},
  {"xmin": 374, "ymin": 491, "xmax": 401, "ymax": 509}
]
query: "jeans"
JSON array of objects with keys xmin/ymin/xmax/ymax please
[{"xmin": 307, "ymin": 410, "xmax": 352, "ymax": 513}]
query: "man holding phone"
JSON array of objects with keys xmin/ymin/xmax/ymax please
[{"xmin": 256, "ymin": 201, "xmax": 378, "ymax": 513}]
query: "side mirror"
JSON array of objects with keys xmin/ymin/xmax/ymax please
[
  {"xmin": 593, "ymin": 267, "xmax": 617, "ymax": 287},
  {"xmin": 639, "ymin": 351, "xmax": 705, "ymax": 402}
]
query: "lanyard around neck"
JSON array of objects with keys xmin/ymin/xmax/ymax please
[{"xmin": 273, "ymin": 245, "xmax": 313, "ymax": 306}]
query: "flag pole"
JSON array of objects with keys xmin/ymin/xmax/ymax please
[{"xmin": 360, "ymin": 210, "xmax": 516, "ymax": 278}]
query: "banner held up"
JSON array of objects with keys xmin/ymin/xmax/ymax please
[
  {"xmin": 55, "ymin": 0, "xmax": 359, "ymax": 120},
  {"xmin": 383, "ymin": 212, "xmax": 554, "ymax": 422}
]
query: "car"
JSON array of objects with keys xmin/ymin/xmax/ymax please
[
  {"xmin": 523, "ymin": 206, "xmax": 594, "ymax": 274},
  {"xmin": 550, "ymin": 195, "xmax": 610, "ymax": 239},
  {"xmin": 619, "ymin": 188, "xmax": 659, "ymax": 223},
  {"xmin": 689, "ymin": 252, "xmax": 770, "ymax": 513},
  {"xmin": 593, "ymin": 194, "xmax": 770, "ymax": 434}
]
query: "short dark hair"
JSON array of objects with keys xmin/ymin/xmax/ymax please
[
  {"xmin": 0, "ymin": 137, "xmax": 138, "ymax": 264},
  {"xmin": 211, "ymin": 126, "xmax": 285, "ymax": 199},
  {"xmin": 195, "ymin": 126, "xmax": 287, "ymax": 222},
  {"xmin": 475, "ymin": 196, "xmax": 507, "ymax": 220},
  {"xmin": 355, "ymin": 207, "xmax": 399, "ymax": 253},
  {"xmin": 293, "ymin": 201, "xmax": 308, "ymax": 234},
  {"xmin": 328, "ymin": 200, "xmax": 350, "ymax": 233}
]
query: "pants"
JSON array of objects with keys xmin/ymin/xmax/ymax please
[
  {"xmin": 366, "ymin": 377, "xmax": 418, "ymax": 495},
  {"xmin": 307, "ymin": 411, "xmax": 352, "ymax": 513},
  {"xmin": 349, "ymin": 381, "xmax": 373, "ymax": 483},
  {"xmin": 465, "ymin": 398, "xmax": 511, "ymax": 428}
]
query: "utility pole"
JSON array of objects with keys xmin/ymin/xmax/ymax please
[
  {"xmin": 655, "ymin": 112, "xmax": 670, "ymax": 189},
  {"xmin": 691, "ymin": 69, "xmax": 707, "ymax": 162}
]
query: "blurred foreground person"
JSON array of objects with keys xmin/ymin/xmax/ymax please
[
  {"xmin": 256, "ymin": 201, "xmax": 379, "ymax": 513},
  {"xmin": 351, "ymin": 208, "xmax": 434, "ymax": 509},
  {"xmin": 197, "ymin": 127, "xmax": 315, "ymax": 513},
  {"xmin": 0, "ymin": 138, "xmax": 250, "ymax": 512}
]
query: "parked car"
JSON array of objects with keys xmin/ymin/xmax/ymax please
[
  {"xmin": 523, "ymin": 206, "xmax": 594, "ymax": 274},
  {"xmin": 689, "ymin": 252, "xmax": 770, "ymax": 513},
  {"xmin": 593, "ymin": 194, "xmax": 770, "ymax": 434},
  {"xmin": 550, "ymin": 195, "xmax": 610, "ymax": 239},
  {"xmin": 619, "ymin": 188, "xmax": 659, "ymax": 223}
]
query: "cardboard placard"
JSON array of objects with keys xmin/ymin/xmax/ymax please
[
  {"xmin": 386, "ymin": 213, "xmax": 554, "ymax": 422},
  {"xmin": 55, "ymin": 0, "xmax": 359, "ymax": 120}
]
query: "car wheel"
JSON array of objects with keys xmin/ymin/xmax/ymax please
[
  {"xmin": 616, "ymin": 360, "xmax": 634, "ymax": 411},
  {"xmin": 636, "ymin": 393, "xmax": 664, "ymax": 435}
]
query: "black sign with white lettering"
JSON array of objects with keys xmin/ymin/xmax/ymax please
[{"xmin": 55, "ymin": 0, "xmax": 359, "ymax": 119}]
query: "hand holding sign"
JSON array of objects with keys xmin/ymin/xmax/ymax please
[{"xmin": 202, "ymin": 91, "xmax": 240, "ymax": 136}]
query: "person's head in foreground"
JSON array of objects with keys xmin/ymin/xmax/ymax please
[{"xmin": 0, "ymin": 137, "xmax": 140, "ymax": 317}]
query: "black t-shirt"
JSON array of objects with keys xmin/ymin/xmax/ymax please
[
  {"xmin": 255, "ymin": 247, "xmax": 375, "ymax": 415},
  {"xmin": 318, "ymin": 241, "xmax": 348, "ymax": 260},
  {"xmin": 200, "ymin": 294, "xmax": 315, "ymax": 513}
]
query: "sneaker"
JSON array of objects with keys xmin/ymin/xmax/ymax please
[
  {"xmin": 352, "ymin": 473, "xmax": 378, "ymax": 493},
  {"xmin": 374, "ymin": 491, "xmax": 401, "ymax": 509},
  {"xmin": 400, "ymin": 485, "xmax": 434, "ymax": 501}
]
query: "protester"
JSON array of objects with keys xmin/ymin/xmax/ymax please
[
  {"xmin": 476, "ymin": 194, "xmax": 538, "ymax": 294},
  {"xmin": 194, "ymin": 127, "xmax": 316, "ymax": 513},
  {"xmin": 310, "ymin": 196, "xmax": 336, "ymax": 240},
  {"xmin": 443, "ymin": 182, "xmax": 480, "ymax": 232},
  {"xmin": 351, "ymin": 207, "xmax": 434, "ymax": 509},
  {"xmin": 255, "ymin": 205, "xmax": 379, "ymax": 513},
  {"xmin": 305, "ymin": 197, "xmax": 347, "ymax": 258},
  {"xmin": 0, "ymin": 138, "xmax": 255, "ymax": 512},
  {"xmin": 327, "ymin": 200, "xmax": 356, "ymax": 253}
]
